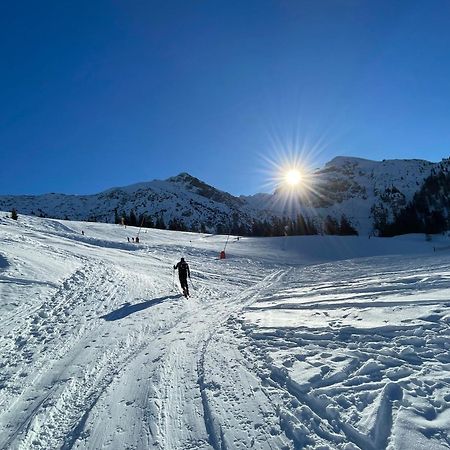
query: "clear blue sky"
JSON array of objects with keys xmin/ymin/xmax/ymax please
[{"xmin": 1, "ymin": 1, "xmax": 450, "ymax": 196}]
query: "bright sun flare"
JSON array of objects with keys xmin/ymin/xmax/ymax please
[{"xmin": 285, "ymin": 169, "xmax": 302, "ymax": 186}]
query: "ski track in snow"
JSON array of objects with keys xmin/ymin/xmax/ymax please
[
  {"xmin": 240, "ymin": 259, "xmax": 450, "ymax": 449},
  {"xmin": 1, "ymin": 214, "xmax": 450, "ymax": 449}
]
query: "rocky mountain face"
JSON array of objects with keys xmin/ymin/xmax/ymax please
[
  {"xmin": 243, "ymin": 156, "xmax": 450, "ymax": 235},
  {"xmin": 1, "ymin": 157, "xmax": 449, "ymax": 236},
  {"xmin": 0, "ymin": 173, "xmax": 260, "ymax": 234}
]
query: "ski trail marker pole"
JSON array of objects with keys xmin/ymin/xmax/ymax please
[
  {"xmin": 220, "ymin": 232, "xmax": 231, "ymax": 259},
  {"xmin": 137, "ymin": 215, "xmax": 145, "ymax": 239},
  {"xmin": 224, "ymin": 233, "xmax": 230, "ymax": 252}
]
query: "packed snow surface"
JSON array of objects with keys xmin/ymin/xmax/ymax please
[{"xmin": 1, "ymin": 213, "xmax": 449, "ymax": 449}]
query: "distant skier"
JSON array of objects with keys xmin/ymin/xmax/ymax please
[{"xmin": 173, "ymin": 257, "xmax": 190, "ymax": 297}]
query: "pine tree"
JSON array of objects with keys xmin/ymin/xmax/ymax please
[
  {"xmin": 145, "ymin": 215, "xmax": 154, "ymax": 228},
  {"xmin": 155, "ymin": 215, "xmax": 166, "ymax": 230},
  {"xmin": 11, "ymin": 208, "xmax": 18, "ymax": 220},
  {"xmin": 168, "ymin": 218, "xmax": 187, "ymax": 231},
  {"xmin": 129, "ymin": 210, "xmax": 137, "ymax": 227},
  {"xmin": 323, "ymin": 215, "xmax": 339, "ymax": 235},
  {"xmin": 271, "ymin": 217, "xmax": 284, "ymax": 236},
  {"xmin": 339, "ymin": 215, "xmax": 358, "ymax": 235},
  {"xmin": 425, "ymin": 210, "xmax": 446, "ymax": 234},
  {"xmin": 295, "ymin": 214, "xmax": 308, "ymax": 235},
  {"xmin": 121, "ymin": 211, "xmax": 127, "ymax": 226},
  {"xmin": 216, "ymin": 222, "xmax": 226, "ymax": 234}
]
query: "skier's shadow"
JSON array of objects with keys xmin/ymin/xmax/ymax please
[
  {"xmin": 0, "ymin": 254, "xmax": 9, "ymax": 271},
  {"xmin": 100, "ymin": 294, "xmax": 180, "ymax": 321}
]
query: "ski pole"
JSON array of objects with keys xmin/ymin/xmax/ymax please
[{"xmin": 172, "ymin": 268, "xmax": 176, "ymax": 291}]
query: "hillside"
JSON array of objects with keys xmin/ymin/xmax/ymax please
[
  {"xmin": 248, "ymin": 156, "xmax": 449, "ymax": 235},
  {"xmin": 1, "ymin": 156, "xmax": 449, "ymax": 236},
  {"xmin": 0, "ymin": 173, "xmax": 258, "ymax": 233},
  {"xmin": 1, "ymin": 214, "xmax": 450, "ymax": 449}
]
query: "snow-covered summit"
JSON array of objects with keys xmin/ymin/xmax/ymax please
[
  {"xmin": 324, "ymin": 155, "xmax": 376, "ymax": 168},
  {"xmin": 166, "ymin": 172, "xmax": 198, "ymax": 184},
  {"xmin": 321, "ymin": 156, "xmax": 434, "ymax": 198}
]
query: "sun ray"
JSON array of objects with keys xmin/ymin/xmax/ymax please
[{"xmin": 255, "ymin": 130, "xmax": 337, "ymax": 223}]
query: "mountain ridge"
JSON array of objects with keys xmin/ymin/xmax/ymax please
[{"xmin": 2, "ymin": 155, "xmax": 449, "ymax": 236}]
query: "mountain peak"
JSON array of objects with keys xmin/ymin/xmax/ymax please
[
  {"xmin": 325, "ymin": 156, "xmax": 375, "ymax": 169},
  {"xmin": 166, "ymin": 172, "xmax": 197, "ymax": 183},
  {"xmin": 166, "ymin": 172, "xmax": 243, "ymax": 207}
]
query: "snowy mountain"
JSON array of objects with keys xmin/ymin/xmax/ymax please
[
  {"xmin": 1, "ymin": 156, "xmax": 449, "ymax": 235},
  {"xmin": 245, "ymin": 156, "xmax": 450, "ymax": 235},
  {"xmin": 1, "ymin": 213, "xmax": 450, "ymax": 449},
  {"xmin": 0, "ymin": 172, "xmax": 257, "ymax": 233}
]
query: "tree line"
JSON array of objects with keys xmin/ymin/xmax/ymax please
[
  {"xmin": 115, "ymin": 208, "xmax": 358, "ymax": 237},
  {"xmin": 373, "ymin": 167, "xmax": 450, "ymax": 236}
]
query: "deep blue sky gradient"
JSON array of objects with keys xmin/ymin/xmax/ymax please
[{"xmin": 1, "ymin": 1, "xmax": 450, "ymax": 195}]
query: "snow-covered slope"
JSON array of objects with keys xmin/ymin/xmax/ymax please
[
  {"xmin": 1, "ymin": 213, "xmax": 450, "ymax": 449},
  {"xmin": 0, "ymin": 173, "xmax": 257, "ymax": 232},
  {"xmin": 1, "ymin": 156, "xmax": 449, "ymax": 235}
]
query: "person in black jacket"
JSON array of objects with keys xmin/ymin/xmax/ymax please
[{"xmin": 173, "ymin": 257, "xmax": 191, "ymax": 297}]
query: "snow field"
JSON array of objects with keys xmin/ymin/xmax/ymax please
[
  {"xmin": 0, "ymin": 212, "xmax": 449, "ymax": 449},
  {"xmin": 242, "ymin": 258, "xmax": 450, "ymax": 449}
]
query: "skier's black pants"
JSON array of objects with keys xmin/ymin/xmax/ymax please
[{"xmin": 179, "ymin": 277, "xmax": 189, "ymax": 295}]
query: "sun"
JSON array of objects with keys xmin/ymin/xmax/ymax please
[{"xmin": 285, "ymin": 168, "xmax": 302, "ymax": 187}]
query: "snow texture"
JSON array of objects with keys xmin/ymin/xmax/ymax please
[{"xmin": 0, "ymin": 212, "xmax": 449, "ymax": 449}]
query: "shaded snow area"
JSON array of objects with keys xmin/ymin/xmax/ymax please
[{"xmin": 0, "ymin": 213, "xmax": 449, "ymax": 449}]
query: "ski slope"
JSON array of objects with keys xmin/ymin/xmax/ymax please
[{"xmin": 1, "ymin": 213, "xmax": 449, "ymax": 449}]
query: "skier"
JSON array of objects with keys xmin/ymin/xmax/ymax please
[{"xmin": 173, "ymin": 257, "xmax": 190, "ymax": 297}]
